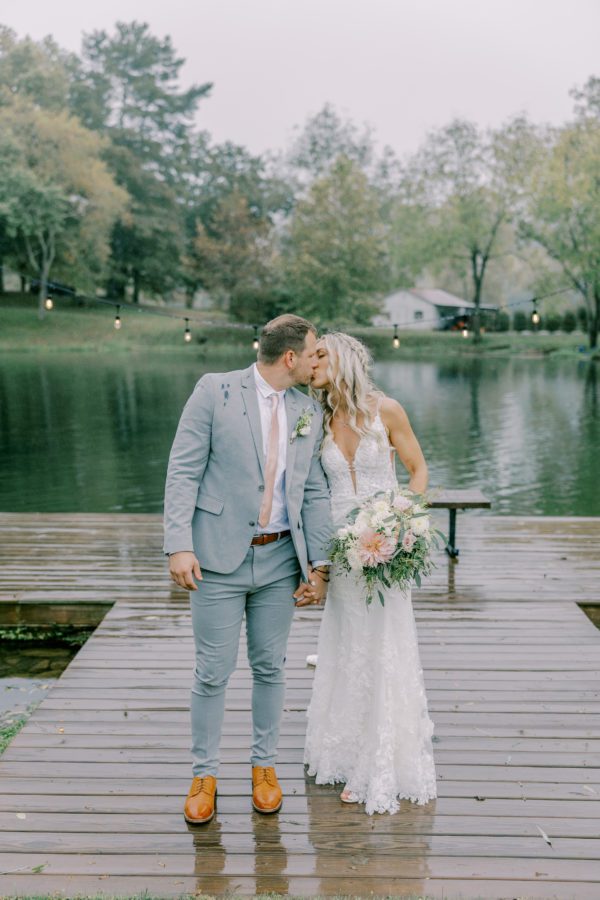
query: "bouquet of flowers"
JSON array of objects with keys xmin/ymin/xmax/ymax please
[{"xmin": 328, "ymin": 489, "xmax": 444, "ymax": 606}]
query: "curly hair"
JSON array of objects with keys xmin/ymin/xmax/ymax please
[{"xmin": 310, "ymin": 332, "xmax": 384, "ymax": 443}]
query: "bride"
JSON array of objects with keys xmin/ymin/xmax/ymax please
[{"xmin": 303, "ymin": 332, "xmax": 437, "ymax": 815}]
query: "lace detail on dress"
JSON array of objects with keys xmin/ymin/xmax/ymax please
[
  {"xmin": 320, "ymin": 413, "xmax": 397, "ymax": 515},
  {"xmin": 304, "ymin": 413, "xmax": 437, "ymax": 815}
]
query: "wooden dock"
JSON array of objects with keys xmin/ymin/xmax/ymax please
[{"xmin": 0, "ymin": 512, "xmax": 599, "ymax": 898}]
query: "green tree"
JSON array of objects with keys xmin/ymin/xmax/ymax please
[
  {"xmin": 73, "ymin": 21, "xmax": 211, "ymax": 167},
  {"xmin": 0, "ymin": 27, "xmax": 80, "ymax": 290},
  {"xmin": 72, "ymin": 22, "xmax": 211, "ymax": 300},
  {"xmin": 180, "ymin": 135, "xmax": 291, "ymax": 307},
  {"xmin": 520, "ymin": 119, "xmax": 600, "ymax": 348},
  {"xmin": 571, "ymin": 75, "xmax": 600, "ymax": 121},
  {"xmin": 191, "ymin": 190, "xmax": 274, "ymax": 310},
  {"xmin": 102, "ymin": 143, "xmax": 184, "ymax": 302},
  {"xmin": 0, "ymin": 101, "xmax": 127, "ymax": 317},
  {"xmin": 282, "ymin": 156, "xmax": 389, "ymax": 325},
  {"xmin": 287, "ymin": 103, "xmax": 374, "ymax": 182},
  {"xmin": 0, "ymin": 26, "xmax": 75, "ymax": 111},
  {"xmin": 405, "ymin": 118, "xmax": 536, "ymax": 342}
]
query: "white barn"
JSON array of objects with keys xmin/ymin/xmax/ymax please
[{"xmin": 372, "ymin": 288, "xmax": 496, "ymax": 331}]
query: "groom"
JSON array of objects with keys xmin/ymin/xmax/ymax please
[{"xmin": 164, "ymin": 314, "xmax": 332, "ymax": 824}]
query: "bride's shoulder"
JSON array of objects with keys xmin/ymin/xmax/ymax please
[{"xmin": 377, "ymin": 395, "xmax": 409, "ymax": 428}]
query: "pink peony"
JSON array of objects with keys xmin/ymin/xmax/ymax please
[
  {"xmin": 357, "ymin": 529, "xmax": 396, "ymax": 566},
  {"xmin": 402, "ymin": 531, "xmax": 417, "ymax": 552}
]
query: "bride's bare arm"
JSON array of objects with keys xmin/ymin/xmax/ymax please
[{"xmin": 379, "ymin": 396, "xmax": 428, "ymax": 493}]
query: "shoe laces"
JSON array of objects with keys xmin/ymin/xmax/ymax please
[
  {"xmin": 190, "ymin": 776, "xmax": 210, "ymax": 797},
  {"xmin": 255, "ymin": 767, "xmax": 277, "ymax": 786}
]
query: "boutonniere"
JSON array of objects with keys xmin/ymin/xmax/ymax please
[{"xmin": 290, "ymin": 407, "xmax": 314, "ymax": 443}]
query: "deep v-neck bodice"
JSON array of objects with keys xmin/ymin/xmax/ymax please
[{"xmin": 322, "ymin": 413, "xmax": 397, "ymax": 517}]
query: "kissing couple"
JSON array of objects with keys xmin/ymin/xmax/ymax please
[{"xmin": 164, "ymin": 314, "xmax": 437, "ymax": 821}]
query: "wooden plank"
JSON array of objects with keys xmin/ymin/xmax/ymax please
[{"xmin": 1, "ymin": 511, "xmax": 600, "ymax": 897}]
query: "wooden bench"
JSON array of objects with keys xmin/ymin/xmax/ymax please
[{"xmin": 429, "ymin": 488, "xmax": 491, "ymax": 559}]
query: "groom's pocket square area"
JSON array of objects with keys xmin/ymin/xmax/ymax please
[{"xmin": 195, "ymin": 492, "xmax": 225, "ymax": 515}]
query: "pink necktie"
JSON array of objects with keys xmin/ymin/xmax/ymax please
[{"xmin": 258, "ymin": 393, "xmax": 280, "ymax": 528}]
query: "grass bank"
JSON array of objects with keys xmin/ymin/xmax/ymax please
[{"xmin": 0, "ymin": 301, "xmax": 594, "ymax": 360}]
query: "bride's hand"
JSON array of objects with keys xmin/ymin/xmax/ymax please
[{"xmin": 294, "ymin": 567, "xmax": 328, "ymax": 606}]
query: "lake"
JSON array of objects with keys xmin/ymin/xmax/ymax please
[{"xmin": 0, "ymin": 352, "xmax": 598, "ymax": 516}]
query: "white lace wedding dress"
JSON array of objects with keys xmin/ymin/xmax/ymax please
[{"xmin": 304, "ymin": 413, "xmax": 437, "ymax": 815}]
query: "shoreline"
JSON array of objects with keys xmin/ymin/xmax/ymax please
[{"xmin": 0, "ymin": 303, "xmax": 596, "ymax": 360}]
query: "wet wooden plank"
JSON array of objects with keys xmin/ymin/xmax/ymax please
[{"xmin": 1, "ymin": 512, "xmax": 600, "ymax": 898}]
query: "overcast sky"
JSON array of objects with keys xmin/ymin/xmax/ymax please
[{"xmin": 3, "ymin": 0, "xmax": 599, "ymax": 157}]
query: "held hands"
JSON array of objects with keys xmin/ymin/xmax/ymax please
[
  {"xmin": 169, "ymin": 551, "xmax": 202, "ymax": 591},
  {"xmin": 294, "ymin": 566, "xmax": 329, "ymax": 607}
]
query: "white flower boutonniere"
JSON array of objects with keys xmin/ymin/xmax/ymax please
[{"xmin": 290, "ymin": 407, "xmax": 314, "ymax": 443}]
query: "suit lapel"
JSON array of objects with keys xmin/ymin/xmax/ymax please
[{"xmin": 240, "ymin": 366, "xmax": 265, "ymax": 478}]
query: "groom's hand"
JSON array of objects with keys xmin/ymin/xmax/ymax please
[
  {"xmin": 294, "ymin": 566, "xmax": 328, "ymax": 606},
  {"xmin": 169, "ymin": 551, "xmax": 202, "ymax": 590}
]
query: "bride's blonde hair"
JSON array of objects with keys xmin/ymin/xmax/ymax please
[{"xmin": 311, "ymin": 332, "xmax": 384, "ymax": 442}]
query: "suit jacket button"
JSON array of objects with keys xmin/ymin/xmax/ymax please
[
  {"xmin": 258, "ymin": 485, "xmax": 265, "ymax": 492},
  {"xmin": 249, "ymin": 521, "xmax": 256, "ymax": 527}
]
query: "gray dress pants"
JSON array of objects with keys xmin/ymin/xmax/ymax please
[{"xmin": 190, "ymin": 534, "xmax": 301, "ymax": 776}]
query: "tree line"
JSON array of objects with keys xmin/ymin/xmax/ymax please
[{"xmin": 0, "ymin": 23, "xmax": 598, "ymax": 347}]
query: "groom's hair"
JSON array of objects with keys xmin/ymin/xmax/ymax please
[{"xmin": 258, "ymin": 315, "xmax": 317, "ymax": 364}]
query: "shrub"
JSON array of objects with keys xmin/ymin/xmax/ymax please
[
  {"xmin": 512, "ymin": 310, "xmax": 527, "ymax": 332},
  {"xmin": 493, "ymin": 311, "xmax": 510, "ymax": 332},
  {"xmin": 577, "ymin": 306, "xmax": 588, "ymax": 330},
  {"xmin": 545, "ymin": 313, "xmax": 562, "ymax": 333},
  {"xmin": 562, "ymin": 310, "xmax": 576, "ymax": 333}
]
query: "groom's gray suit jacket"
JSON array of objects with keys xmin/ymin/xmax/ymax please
[{"xmin": 163, "ymin": 365, "xmax": 332, "ymax": 578}]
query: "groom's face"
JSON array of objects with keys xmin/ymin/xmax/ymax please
[{"xmin": 289, "ymin": 330, "xmax": 318, "ymax": 386}]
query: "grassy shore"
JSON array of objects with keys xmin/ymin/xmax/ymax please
[{"xmin": 0, "ymin": 300, "xmax": 594, "ymax": 360}]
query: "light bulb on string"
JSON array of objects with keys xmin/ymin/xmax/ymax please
[
  {"xmin": 184, "ymin": 318, "xmax": 192, "ymax": 343},
  {"xmin": 462, "ymin": 326, "xmax": 469, "ymax": 338},
  {"xmin": 392, "ymin": 324, "xmax": 400, "ymax": 349},
  {"xmin": 114, "ymin": 305, "xmax": 122, "ymax": 330},
  {"xmin": 531, "ymin": 305, "xmax": 540, "ymax": 326},
  {"xmin": 252, "ymin": 325, "xmax": 260, "ymax": 351},
  {"xmin": 44, "ymin": 297, "xmax": 53, "ymax": 311}
]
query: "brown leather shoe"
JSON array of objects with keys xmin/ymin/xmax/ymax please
[
  {"xmin": 252, "ymin": 766, "xmax": 282, "ymax": 814},
  {"xmin": 183, "ymin": 775, "xmax": 217, "ymax": 824}
]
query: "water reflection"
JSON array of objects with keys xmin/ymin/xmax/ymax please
[
  {"xmin": 303, "ymin": 777, "xmax": 434, "ymax": 893},
  {"xmin": 0, "ymin": 353, "xmax": 597, "ymax": 515}
]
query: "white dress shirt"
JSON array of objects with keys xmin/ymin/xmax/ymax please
[
  {"xmin": 253, "ymin": 365, "xmax": 329, "ymax": 569},
  {"xmin": 253, "ymin": 364, "xmax": 290, "ymax": 534}
]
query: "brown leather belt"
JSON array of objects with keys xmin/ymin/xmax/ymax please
[{"xmin": 251, "ymin": 530, "xmax": 291, "ymax": 546}]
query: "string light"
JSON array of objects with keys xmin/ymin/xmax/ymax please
[{"xmin": 9, "ymin": 269, "xmax": 576, "ymax": 346}]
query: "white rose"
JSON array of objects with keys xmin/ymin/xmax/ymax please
[
  {"xmin": 410, "ymin": 515, "xmax": 430, "ymax": 536},
  {"xmin": 346, "ymin": 547, "xmax": 363, "ymax": 571},
  {"xmin": 373, "ymin": 500, "xmax": 390, "ymax": 514},
  {"xmin": 355, "ymin": 511, "xmax": 370, "ymax": 531},
  {"xmin": 369, "ymin": 512, "xmax": 391, "ymax": 531},
  {"xmin": 337, "ymin": 525, "xmax": 351, "ymax": 538},
  {"xmin": 299, "ymin": 425, "xmax": 311, "ymax": 436}
]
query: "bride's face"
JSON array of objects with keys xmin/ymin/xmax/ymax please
[{"xmin": 311, "ymin": 340, "xmax": 333, "ymax": 390}]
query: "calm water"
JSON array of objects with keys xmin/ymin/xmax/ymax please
[{"xmin": 0, "ymin": 352, "xmax": 598, "ymax": 516}]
